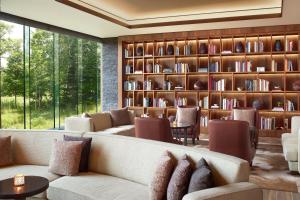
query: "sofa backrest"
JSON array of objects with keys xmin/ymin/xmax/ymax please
[
  {"xmin": 90, "ymin": 112, "xmax": 112, "ymax": 131},
  {"xmin": 291, "ymin": 116, "xmax": 300, "ymax": 135},
  {"xmin": 0, "ymin": 129, "xmax": 83, "ymax": 166},
  {"xmin": 84, "ymin": 134, "xmax": 250, "ymax": 187}
]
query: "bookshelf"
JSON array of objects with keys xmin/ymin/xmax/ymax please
[{"xmin": 119, "ymin": 25, "xmax": 300, "ymax": 137}]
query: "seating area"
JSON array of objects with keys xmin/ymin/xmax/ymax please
[{"xmin": 1, "ymin": 0, "xmax": 300, "ymax": 200}]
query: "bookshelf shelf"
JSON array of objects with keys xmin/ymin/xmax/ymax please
[{"xmin": 120, "ymin": 28, "xmax": 300, "ymax": 137}]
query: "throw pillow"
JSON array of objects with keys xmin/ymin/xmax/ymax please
[
  {"xmin": 188, "ymin": 158, "xmax": 214, "ymax": 193},
  {"xmin": 176, "ymin": 107, "xmax": 197, "ymax": 125},
  {"xmin": 0, "ymin": 136, "xmax": 12, "ymax": 167},
  {"xmin": 110, "ymin": 107, "xmax": 131, "ymax": 127},
  {"xmin": 81, "ymin": 113, "xmax": 91, "ymax": 118},
  {"xmin": 63, "ymin": 135, "xmax": 92, "ymax": 172},
  {"xmin": 233, "ymin": 109, "xmax": 255, "ymax": 127},
  {"xmin": 49, "ymin": 140, "xmax": 83, "ymax": 176},
  {"xmin": 150, "ymin": 151, "xmax": 176, "ymax": 200},
  {"xmin": 167, "ymin": 155, "xmax": 193, "ymax": 200}
]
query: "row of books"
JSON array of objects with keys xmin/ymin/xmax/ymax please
[
  {"xmin": 200, "ymin": 116, "xmax": 208, "ymax": 127},
  {"xmin": 163, "ymin": 80, "xmax": 173, "ymax": 90},
  {"xmin": 209, "ymin": 78, "xmax": 226, "ymax": 91},
  {"xmin": 143, "ymin": 97, "xmax": 152, "ymax": 107},
  {"xmin": 153, "ymin": 64, "xmax": 162, "ymax": 73},
  {"xmin": 222, "ymin": 98, "xmax": 240, "ymax": 110},
  {"xmin": 208, "ymin": 43, "xmax": 218, "ymax": 54},
  {"xmin": 245, "ymin": 40, "xmax": 264, "ymax": 53},
  {"xmin": 234, "ymin": 61, "xmax": 253, "ymax": 72},
  {"xmin": 199, "ymin": 96, "xmax": 209, "ymax": 109},
  {"xmin": 174, "ymin": 97, "xmax": 188, "ymax": 107},
  {"xmin": 175, "ymin": 63, "xmax": 190, "ymax": 73},
  {"xmin": 153, "ymin": 98, "xmax": 168, "ymax": 108},
  {"xmin": 245, "ymin": 79, "xmax": 269, "ymax": 91},
  {"xmin": 124, "ymin": 97, "xmax": 134, "ymax": 107},
  {"xmin": 209, "ymin": 61, "xmax": 220, "ymax": 72},
  {"xmin": 286, "ymin": 100, "xmax": 295, "ymax": 111},
  {"xmin": 124, "ymin": 81, "xmax": 141, "ymax": 91},
  {"xmin": 144, "ymin": 80, "xmax": 153, "ymax": 91},
  {"xmin": 260, "ymin": 117, "xmax": 276, "ymax": 130},
  {"xmin": 124, "ymin": 49, "xmax": 132, "ymax": 58},
  {"xmin": 285, "ymin": 39, "xmax": 296, "ymax": 52}
]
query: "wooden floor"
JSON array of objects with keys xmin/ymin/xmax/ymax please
[{"xmin": 193, "ymin": 135, "xmax": 300, "ymax": 200}]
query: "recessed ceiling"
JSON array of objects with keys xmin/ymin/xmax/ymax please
[{"xmin": 56, "ymin": 0, "xmax": 282, "ymax": 28}]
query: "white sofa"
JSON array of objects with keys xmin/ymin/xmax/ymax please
[
  {"xmin": 0, "ymin": 129, "xmax": 262, "ymax": 200},
  {"xmin": 281, "ymin": 116, "xmax": 300, "ymax": 172},
  {"xmin": 64, "ymin": 111, "xmax": 135, "ymax": 137}
]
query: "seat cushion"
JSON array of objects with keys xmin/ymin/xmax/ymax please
[
  {"xmin": 282, "ymin": 139, "xmax": 298, "ymax": 161},
  {"xmin": 96, "ymin": 125, "xmax": 135, "ymax": 137},
  {"xmin": 47, "ymin": 172, "xmax": 148, "ymax": 200},
  {"xmin": 90, "ymin": 112, "xmax": 112, "ymax": 131},
  {"xmin": 0, "ymin": 165, "xmax": 61, "ymax": 198}
]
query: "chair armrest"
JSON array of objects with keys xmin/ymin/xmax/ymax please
[
  {"xmin": 183, "ymin": 182, "xmax": 262, "ymax": 200},
  {"xmin": 64, "ymin": 117, "xmax": 93, "ymax": 132}
]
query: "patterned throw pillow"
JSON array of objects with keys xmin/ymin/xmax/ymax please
[
  {"xmin": 63, "ymin": 135, "xmax": 92, "ymax": 172},
  {"xmin": 188, "ymin": 158, "xmax": 214, "ymax": 193},
  {"xmin": 167, "ymin": 155, "xmax": 193, "ymax": 200},
  {"xmin": 150, "ymin": 151, "xmax": 176, "ymax": 200},
  {"xmin": 49, "ymin": 140, "xmax": 83, "ymax": 176},
  {"xmin": 0, "ymin": 136, "xmax": 13, "ymax": 167}
]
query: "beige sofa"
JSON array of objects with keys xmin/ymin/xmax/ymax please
[
  {"xmin": 0, "ymin": 129, "xmax": 262, "ymax": 200},
  {"xmin": 64, "ymin": 111, "xmax": 135, "ymax": 137}
]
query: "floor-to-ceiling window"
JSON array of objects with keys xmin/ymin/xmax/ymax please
[{"xmin": 0, "ymin": 20, "xmax": 101, "ymax": 129}]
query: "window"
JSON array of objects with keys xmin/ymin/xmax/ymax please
[{"xmin": 0, "ymin": 20, "xmax": 101, "ymax": 129}]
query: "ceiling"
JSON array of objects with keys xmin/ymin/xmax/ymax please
[{"xmin": 56, "ymin": 0, "xmax": 282, "ymax": 28}]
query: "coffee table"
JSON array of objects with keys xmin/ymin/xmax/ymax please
[
  {"xmin": 0, "ymin": 176, "xmax": 49, "ymax": 200},
  {"xmin": 170, "ymin": 123, "xmax": 192, "ymax": 146}
]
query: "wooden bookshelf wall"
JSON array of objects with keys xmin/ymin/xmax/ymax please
[{"xmin": 118, "ymin": 25, "xmax": 300, "ymax": 137}]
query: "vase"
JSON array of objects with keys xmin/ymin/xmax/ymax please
[
  {"xmin": 193, "ymin": 80, "xmax": 204, "ymax": 90},
  {"xmin": 252, "ymin": 100, "xmax": 263, "ymax": 110},
  {"xmin": 167, "ymin": 45, "xmax": 174, "ymax": 55},
  {"xmin": 145, "ymin": 63, "xmax": 153, "ymax": 73},
  {"xmin": 136, "ymin": 46, "xmax": 143, "ymax": 56},
  {"xmin": 274, "ymin": 40, "xmax": 282, "ymax": 51},
  {"xmin": 292, "ymin": 80, "xmax": 300, "ymax": 91},
  {"xmin": 235, "ymin": 41, "xmax": 244, "ymax": 53},
  {"xmin": 199, "ymin": 43, "xmax": 208, "ymax": 54}
]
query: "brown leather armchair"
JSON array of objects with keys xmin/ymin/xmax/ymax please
[
  {"xmin": 208, "ymin": 120, "xmax": 256, "ymax": 165},
  {"xmin": 134, "ymin": 117, "xmax": 180, "ymax": 144}
]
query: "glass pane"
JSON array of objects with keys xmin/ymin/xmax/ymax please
[
  {"xmin": 0, "ymin": 21, "xmax": 25, "ymax": 128},
  {"xmin": 59, "ymin": 34, "xmax": 79, "ymax": 127},
  {"xmin": 29, "ymin": 28, "xmax": 54, "ymax": 129}
]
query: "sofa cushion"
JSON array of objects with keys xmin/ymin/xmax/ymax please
[
  {"xmin": 110, "ymin": 108, "xmax": 131, "ymax": 127},
  {"xmin": 0, "ymin": 165, "xmax": 60, "ymax": 198},
  {"xmin": 176, "ymin": 107, "xmax": 197, "ymax": 125},
  {"xmin": 0, "ymin": 136, "xmax": 12, "ymax": 167},
  {"xmin": 63, "ymin": 135, "xmax": 92, "ymax": 172},
  {"xmin": 150, "ymin": 151, "xmax": 176, "ymax": 200},
  {"xmin": 49, "ymin": 140, "xmax": 83, "ymax": 176},
  {"xmin": 47, "ymin": 172, "xmax": 148, "ymax": 200},
  {"xmin": 188, "ymin": 158, "xmax": 214, "ymax": 193},
  {"xmin": 167, "ymin": 155, "xmax": 193, "ymax": 200},
  {"xmin": 96, "ymin": 125, "xmax": 135, "ymax": 137},
  {"xmin": 90, "ymin": 112, "xmax": 112, "ymax": 131},
  {"xmin": 233, "ymin": 109, "xmax": 255, "ymax": 127}
]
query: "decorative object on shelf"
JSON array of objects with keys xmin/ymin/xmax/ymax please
[
  {"xmin": 193, "ymin": 80, "xmax": 205, "ymax": 90},
  {"xmin": 14, "ymin": 174, "xmax": 25, "ymax": 186},
  {"xmin": 199, "ymin": 43, "xmax": 208, "ymax": 54},
  {"xmin": 136, "ymin": 46, "xmax": 143, "ymax": 56},
  {"xmin": 235, "ymin": 41, "xmax": 244, "ymax": 53},
  {"xmin": 167, "ymin": 44, "xmax": 174, "ymax": 55},
  {"xmin": 168, "ymin": 115, "xmax": 176, "ymax": 123},
  {"xmin": 274, "ymin": 40, "xmax": 282, "ymax": 51},
  {"xmin": 272, "ymin": 86, "xmax": 282, "ymax": 91},
  {"xmin": 211, "ymin": 104, "xmax": 219, "ymax": 109},
  {"xmin": 145, "ymin": 63, "xmax": 153, "ymax": 73},
  {"xmin": 125, "ymin": 64, "xmax": 133, "ymax": 74},
  {"xmin": 237, "ymin": 87, "xmax": 243, "ymax": 91},
  {"xmin": 292, "ymin": 80, "xmax": 300, "ymax": 91},
  {"xmin": 252, "ymin": 100, "xmax": 264, "ymax": 110},
  {"xmin": 256, "ymin": 67, "xmax": 265, "ymax": 72},
  {"xmin": 163, "ymin": 67, "xmax": 173, "ymax": 73}
]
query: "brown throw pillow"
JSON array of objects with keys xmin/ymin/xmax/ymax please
[
  {"xmin": 63, "ymin": 135, "xmax": 92, "ymax": 172},
  {"xmin": 167, "ymin": 155, "xmax": 193, "ymax": 200},
  {"xmin": 49, "ymin": 140, "xmax": 83, "ymax": 176},
  {"xmin": 188, "ymin": 158, "xmax": 214, "ymax": 193},
  {"xmin": 150, "ymin": 151, "xmax": 176, "ymax": 200},
  {"xmin": 176, "ymin": 107, "xmax": 197, "ymax": 125},
  {"xmin": 0, "ymin": 136, "xmax": 12, "ymax": 167},
  {"xmin": 110, "ymin": 107, "xmax": 131, "ymax": 127}
]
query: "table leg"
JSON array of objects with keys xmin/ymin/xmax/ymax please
[{"xmin": 184, "ymin": 128, "xmax": 187, "ymax": 146}]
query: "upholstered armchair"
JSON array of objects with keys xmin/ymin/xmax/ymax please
[
  {"xmin": 231, "ymin": 108, "xmax": 259, "ymax": 149},
  {"xmin": 134, "ymin": 117, "xmax": 181, "ymax": 144},
  {"xmin": 174, "ymin": 107, "xmax": 201, "ymax": 144},
  {"xmin": 281, "ymin": 116, "xmax": 300, "ymax": 172},
  {"xmin": 208, "ymin": 120, "xmax": 256, "ymax": 165}
]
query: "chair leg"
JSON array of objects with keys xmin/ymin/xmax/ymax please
[
  {"xmin": 192, "ymin": 137, "xmax": 195, "ymax": 145},
  {"xmin": 197, "ymin": 136, "xmax": 199, "ymax": 141}
]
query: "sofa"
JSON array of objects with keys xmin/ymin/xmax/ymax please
[
  {"xmin": 0, "ymin": 129, "xmax": 262, "ymax": 200},
  {"xmin": 64, "ymin": 111, "xmax": 135, "ymax": 137},
  {"xmin": 281, "ymin": 116, "xmax": 300, "ymax": 172}
]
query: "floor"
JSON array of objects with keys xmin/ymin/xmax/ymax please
[{"xmin": 193, "ymin": 135, "xmax": 300, "ymax": 200}]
